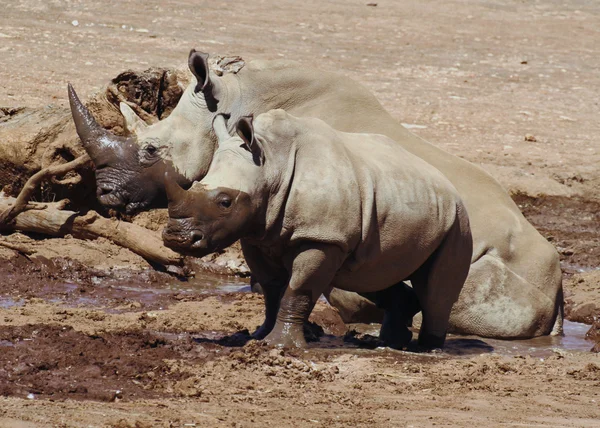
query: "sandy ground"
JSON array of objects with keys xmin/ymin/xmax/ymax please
[{"xmin": 1, "ymin": 0, "xmax": 600, "ymax": 426}]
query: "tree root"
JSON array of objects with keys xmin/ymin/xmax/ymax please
[
  {"xmin": 0, "ymin": 153, "xmax": 183, "ymax": 268},
  {"xmin": 0, "ymin": 239, "xmax": 36, "ymax": 256}
]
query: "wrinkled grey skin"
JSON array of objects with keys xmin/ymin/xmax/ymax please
[
  {"xmin": 163, "ymin": 112, "xmax": 473, "ymax": 349},
  {"xmin": 68, "ymin": 84, "xmax": 186, "ymax": 214},
  {"xmin": 70, "ymin": 49, "xmax": 563, "ymax": 339}
]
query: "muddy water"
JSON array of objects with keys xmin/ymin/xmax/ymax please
[
  {"xmin": 443, "ymin": 320, "xmax": 592, "ymax": 357},
  {"xmin": 147, "ymin": 272, "xmax": 251, "ymax": 294},
  {"xmin": 0, "ymin": 257, "xmax": 594, "ymax": 356},
  {"xmin": 78, "ymin": 274, "xmax": 600, "ymax": 356}
]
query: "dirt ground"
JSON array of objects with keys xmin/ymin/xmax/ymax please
[{"xmin": 1, "ymin": 0, "xmax": 600, "ymax": 426}]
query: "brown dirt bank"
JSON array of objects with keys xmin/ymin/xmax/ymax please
[{"xmin": 0, "ymin": 300, "xmax": 599, "ymax": 427}]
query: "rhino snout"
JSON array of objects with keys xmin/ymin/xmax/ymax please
[{"xmin": 162, "ymin": 222, "xmax": 208, "ymax": 251}]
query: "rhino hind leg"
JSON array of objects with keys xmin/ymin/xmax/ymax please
[
  {"xmin": 250, "ymin": 275, "xmax": 264, "ymax": 294},
  {"xmin": 411, "ymin": 214, "xmax": 473, "ymax": 349},
  {"xmin": 448, "ymin": 254, "xmax": 562, "ymax": 338},
  {"xmin": 359, "ymin": 283, "xmax": 421, "ymax": 349}
]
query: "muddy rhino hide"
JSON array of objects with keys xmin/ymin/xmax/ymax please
[{"xmin": 0, "ymin": 66, "xmax": 189, "ymax": 209}]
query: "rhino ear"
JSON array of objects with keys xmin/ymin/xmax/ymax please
[
  {"xmin": 119, "ymin": 102, "xmax": 148, "ymax": 136},
  {"xmin": 188, "ymin": 49, "xmax": 222, "ymax": 112},
  {"xmin": 236, "ymin": 115, "xmax": 264, "ymax": 165}
]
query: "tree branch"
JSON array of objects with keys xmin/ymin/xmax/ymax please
[{"xmin": 0, "ymin": 154, "xmax": 91, "ymax": 226}]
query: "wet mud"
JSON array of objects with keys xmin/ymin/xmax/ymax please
[
  {"xmin": 514, "ymin": 194, "xmax": 600, "ymax": 272},
  {"xmin": 0, "ymin": 234, "xmax": 599, "ymax": 427}
]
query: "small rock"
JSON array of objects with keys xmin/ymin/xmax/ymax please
[
  {"xmin": 367, "ymin": 2, "xmax": 378, "ymax": 6},
  {"xmin": 560, "ymin": 248, "xmax": 574, "ymax": 256},
  {"xmin": 524, "ymin": 134, "xmax": 537, "ymax": 142},
  {"xmin": 559, "ymin": 115, "xmax": 577, "ymax": 122},
  {"xmin": 71, "ymin": 20, "xmax": 79, "ymax": 27}
]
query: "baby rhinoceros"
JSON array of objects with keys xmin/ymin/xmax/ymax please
[{"xmin": 162, "ymin": 110, "xmax": 473, "ymax": 349}]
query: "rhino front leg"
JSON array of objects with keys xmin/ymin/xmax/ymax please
[
  {"xmin": 241, "ymin": 242, "xmax": 288, "ymax": 340},
  {"xmin": 252, "ymin": 280, "xmax": 286, "ymax": 339},
  {"xmin": 264, "ymin": 244, "xmax": 345, "ymax": 348}
]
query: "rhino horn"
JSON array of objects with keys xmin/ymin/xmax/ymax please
[
  {"xmin": 212, "ymin": 113, "xmax": 231, "ymax": 144},
  {"xmin": 68, "ymin": 83, "xmax": 113, "ymax": 160},
  {"xmin": 164, "ymin": 171, "xmax": 190, "ymax": 208},
  {"xmin": 119, "ymin": 102, "xmax": 148, "ymax": 136}
]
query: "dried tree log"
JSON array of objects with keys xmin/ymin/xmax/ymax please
[
  {"xmin": 0, "ymin": 154, "xmax": 91, "ymax": 225},
  {"xmin": 0, "ymin": 197, "xmax": 183, "ymax": 267}
]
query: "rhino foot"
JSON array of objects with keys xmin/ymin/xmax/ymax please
[
  {"xmin": 264, "ymin": 321, "xmax": 307, "ymax": 348},
  {"xmin": 251, "ymin": 322, "xmax": 274, "ymax": 340},
  {"xmin": 379, "ymin": 325, "xmax": 413, "ymax": 350},
  {"xmin": 417, "ymin": 332, "xmax": 445, "ymax": 350},
  {"xmin": 377, "ymin": 307, "xmax": 415, "ymax": 349}
]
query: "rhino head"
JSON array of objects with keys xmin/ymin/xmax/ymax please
[
  {"xmin": 69, "ymin": 49, "xmax": 232, "ymax": 214},
  {"xmin": 162, "ymin": 115, "xmax": 263, "ymax": 257}
]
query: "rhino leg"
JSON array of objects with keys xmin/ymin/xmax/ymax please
[
  {"xmin": 411, "ymin": 210, "xmax": 473, "ymax": 349},
  {"xmin": 359, "ymin": 283, "xmax": 421, "ymax": 349},
  {"xmin": 264, "ymin": 244, "xmax": 345, "ymax": 348},
  {"xmin": 325, "ymin": 288, "xmax": 385, "ymax": 323},
  {"xmin": 241, "ymin": 242, "xmax": 289, "ymax": 340},
  {"xmin": 250, "ymin": 275, "xmax": 263, "ymax": 294},
  {"xmin": 251, "ymin": 280, "xmax": 286, "ymax": 340},
  {"xmin": 448, "ymin": 253, "xmax": 563, "ymax": 338}
]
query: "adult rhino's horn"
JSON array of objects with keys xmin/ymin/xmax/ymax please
[
  {"xmin": 212, "ymin": 113, "xmax": 231, "ymax": 144},
  {"xmin": 164, "ymin": 171, "xmax": 189, "ymax": 207},
  {"xmin": 68, "ymin": 83, "xmax": 112, "ymax": 160}
]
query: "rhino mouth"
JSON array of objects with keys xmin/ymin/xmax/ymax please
[
  {"xmin": 96, "ymin": 188, "xmax": 149, "ymax": 215},
  {"xmin": 162, "ymin": 227, "xmax": 214, "ymax": 257},
  {"xmin": 97, "ymin": 192, "xmax": 124, "ymax": 208},
  {"xmin": 124, "ymin": 201, "xmax": 149, "ymax": 215}
]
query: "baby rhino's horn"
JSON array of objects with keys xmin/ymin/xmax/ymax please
[{"xmin": 164, "ymin": 171, "xmax": 189, "ymax": 206}]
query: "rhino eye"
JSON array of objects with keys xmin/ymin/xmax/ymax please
[
  {"xmin": 218, "ymin": 198, "xmax": 232, "ymax": 209},
  {"xmin": 145, "ymin": 144, "xmax": 157, "ymax": 156}
]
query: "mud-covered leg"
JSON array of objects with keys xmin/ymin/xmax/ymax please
[
  {"xmin": 250, "ymin": 275, "xmax": 263, "ymax": 294},
  {"xmin": 241, "ymin": 242, "xmax": 288, "ymax": 340},
  {"xmin": 412, "ymin": 206, "xmax": 473, "ymax": 349},
  {"xmin": 252, "ymin": 280, "xmax": 286, "ymax": 339},
  {"xmin": 264, "ymin": 243, "xmax": 345, "ymax": 348},
  {"xmin": 360, "ymin": 283, "xmax": 421, "ymax": 349}
]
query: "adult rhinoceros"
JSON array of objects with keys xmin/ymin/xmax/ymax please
[{"xmin": 68, "ymin": 49, "xmax": 563, "ymax": 339}]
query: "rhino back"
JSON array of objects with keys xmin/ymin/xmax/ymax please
[
  {"xmin": 236, "ymin": 60, "xmax": 548, "ymax": 276},
  {"xmin": 276, "ymin": 118, "xmax": 460, "ymax": 285}
]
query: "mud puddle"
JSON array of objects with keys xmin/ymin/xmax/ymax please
[
  {"xmin": 341, "ymin": 320, "xmax": 594, "ymax": 358},
  {"xmin": 123, "ymin": 272, "xmax": 251, "ymax": 295},
  {"xmin": 0, "ymin": 254, "xmax": 249, "ymax": 310},
  {"xmin": 443, "ymin": 320, "xmax": 593, "ymax": 357},
  {"xmin": 2, "ymin": 253, "xmax": 595, "ymax": 356}
]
